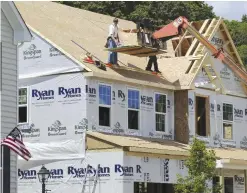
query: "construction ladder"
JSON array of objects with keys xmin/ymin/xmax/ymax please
[{"xmin": 81, "ymin": 164, "xmax": 100, "ymax": 193}]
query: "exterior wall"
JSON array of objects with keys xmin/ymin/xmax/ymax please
[
  {"xmin": 17, "ymin": 150, "xmax": 247, "ymax": 193},
  {"xmin": 18, "ymin": 30, "xmax": 82, "ymax": 79},
  {"xmin": 188, "ymin": 88, "xmax": 247, "ymax": 148},
  {"xmin": 174, "ymin": 90, "xmax": 189, "ymax": 144},
  {"xmin": 1, "ymin": 10, "xmax": 18, "ymax": 193},
  {"xmin": 18, "ymin": 74, "xmax": 174, "ymax": 141},
  {"xmin": 86, "ymin": 78, "xmax": 174, "ymax": 139},
  {"xmin": 18, "ymin": 73, "xmax": 87, "ymax": 143}
]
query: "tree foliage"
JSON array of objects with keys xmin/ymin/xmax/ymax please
[
  {"xmin": 58, "ymin": 1, "xmax": 215, "ymax": 25},
  {"xmin": 58, "ymin": 1, "xmax": 247, "ymax": 67},
  {"xmin": 174, "ymin": 138, "xmax": 221, "ymax": 193},
  {"xmin": 225, "ymin": 16, "xmax": 247, "ymax": 67}
]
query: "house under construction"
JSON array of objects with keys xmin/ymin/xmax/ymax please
[{"xmin": 13, "ymin": 2, "xmax": 247, "ymax": 193}]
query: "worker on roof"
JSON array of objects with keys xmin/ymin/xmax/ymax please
[
  {"xmin": 106, "ymin": 18, "xmax": 121, "ymax": 65},
  {"xmin": 145, "ymin": 36, "xmax": 161, "ymax": 73}
]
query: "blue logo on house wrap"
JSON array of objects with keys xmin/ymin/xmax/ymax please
[
  {"xmin": 32, "ymin": 89, "xmax": 55, "ymax": 100},
  {"xmin": 49, "ymin": 169, "xmax": 64, "ymax": 179},
  {"xmin": 58, "ymin": 87, "xmax": 82, "ymax": 98},
  {"xmin": 18, "ymin": 169, "xmax": 37, "ymax": 180},
  {"xmin": 68, "ymin": 165, "xmax": 110, "ymax": 178},
  {"xmin": 114, "ymin": 164, "xmax": 141, "ymax": 176}
]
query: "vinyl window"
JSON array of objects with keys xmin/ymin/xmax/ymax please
[
  {"xmin": 155, "ymin": 93, "xmax": 166, "ymax": 132},
  {"xmin": 223, "ymin": 103, "xmax": 233, "ymax": 140},
  {"xmin": 128, "ymin": 89, "xmax": 140, "ymax": 130},
  {"xmin": 99, "ymin": 84, "xmax": 111, "ymax": 127},
  {"xmin": 18, "ymin": 88, "xmax": 28, "ymax": 124}
]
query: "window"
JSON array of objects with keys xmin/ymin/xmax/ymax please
[
  {"xmin": 195, "ymin": 96, "xmax": 210, "ymax": 137},
  {"xmin": 128, "ymin": 89, "xmax": 140, "ymax": 130},
  {"xmin": 155, "ymin": 94, "xmax": 166, "ymax": 132},
  {"xmin": 223, "ymin": 103, "xmax": 233, "ymax": 140},
  {"xmin": 18, "ymin": 88, "xmax": 28, "ymax": 123},
  {"xmin": 99, "ymin": 84, "xmax": 111, "ymax": 127}
]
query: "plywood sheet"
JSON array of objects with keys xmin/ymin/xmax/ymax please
[{"xmin": 105, "ymin": 45, "xmax": 166, "ymax": 57}]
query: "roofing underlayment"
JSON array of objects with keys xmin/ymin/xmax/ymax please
[{"xmin": 15, "ymin": 2, "xmax": 245, "ymax": 91}]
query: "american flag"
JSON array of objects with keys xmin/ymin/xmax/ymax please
[{"xmin": 1, "ymin": 127, "xmax": 31, "ymax": 161}]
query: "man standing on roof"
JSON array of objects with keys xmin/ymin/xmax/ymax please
[
  {"xmin": 145, "ymin": 36, "xmax": 161, "ymax": 73},
  {"xmin": 107, "ymin": 18, "xmax": 121, "ymax": 65}
]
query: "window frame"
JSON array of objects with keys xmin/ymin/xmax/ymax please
[
  {"xmin": 194, "ymin": 94, "xmax": 210, "ymax": 137},
  {"xmin": 154, "ymin": 92, "xmax": 167, "ymax": 133},
  {"xmin": 18, "ymin": 87, "xmax": 29, "ymax": 125},
  {"xmin": 127, "ymin": 87, "xmax": 140, "ymax": 130},
  {"xmin": 98, "ymin": 83, "xmax": 112, "ymax": 128},
  {"xmin": 222, "ymin": 102, "xmax": 234, "ymax": 140}
]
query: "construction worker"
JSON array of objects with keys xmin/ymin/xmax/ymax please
[
  {"xmin": 107, "ymin": 18, "xmax": 120, "ymax": 65},
  {"xmin": 145, "ymin": 36, "xmax": 161, "ymax": 73}
]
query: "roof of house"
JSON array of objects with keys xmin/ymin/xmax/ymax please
[
  {"xmin": 15, "ymin": 1, "xmax": 244, "ymax": 91},
  {"xmin": 87, "ymin": 132, "xmax": 247, "ymax": 165},
  {"xmin": 14, "ymin": 1, "xmax": 194, "ymax": 90}
]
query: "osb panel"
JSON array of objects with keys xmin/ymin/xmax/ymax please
[
  {"xmin": 87, "ymin": 136, "xmax": 118, "ymax": 150},
  {"xmin": 174, "ymin": 90, "xmax": 189, "ymax": 144},
  {"xmin": 106, "ymin": 46, "xmax": 165, "ymax": 56}
]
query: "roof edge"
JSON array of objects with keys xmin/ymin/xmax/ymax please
[
  {"xmin": 2, "ymin": 2, "xmax": 32, "ymax": 43},
  {"xmin": 84, "ymin": 71, "xmax": 179, "ymax": 90}
]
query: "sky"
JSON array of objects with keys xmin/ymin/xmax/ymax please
[{"xmin": 206, "ymin": 1, "xmax": 247, "ymax": 21}]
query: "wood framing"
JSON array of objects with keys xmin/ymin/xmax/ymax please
[
  {"xmin": 174, "ymin": 90, "xmax": 189, "ymax": 144},
  {"xmin": 194, "ymin": 94, "xmax": 210, "ymax": 137}
]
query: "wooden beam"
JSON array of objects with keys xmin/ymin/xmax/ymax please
[{"xmin": 174, "ymin": 30, "xmax": 189, "ymax": 54}]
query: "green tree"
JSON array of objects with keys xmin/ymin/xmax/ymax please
[
  {"xmin": 242, "ymin": 14, "xmax": 247, "ymax": 23},
  {"xmin": 225, "ymin": 19, "xmax": 247, "ymax": 67},
  {"xmin": 58, "ymin": 1, "xmax": 216, "ymax": 25},
  {"xmin": 174, "ymin": 138, "xmax": 221, "ymax": 193}
]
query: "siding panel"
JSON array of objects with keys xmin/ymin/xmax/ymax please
[{"xmin": 1, "ymin": 10, "xmax": 18, "ymax": 193}]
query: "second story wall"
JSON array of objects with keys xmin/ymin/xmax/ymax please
[
  {"xmin": 86, "ymin": 78, "xmax": 174, "ymax": 139},
  {"xmin": 18, "ymin": 73, "xmax": 87, "ymax": 143},
  {"xmin": 18, "ymin": 30, "xmax": 83, "ymax": 79},
  {"xmin": 188, "ymin": 88, "xmax": 247, "ymax": 149},
  {"xmin": 18, "ymin": 74, "xmax": 175, "ymax": 141}
]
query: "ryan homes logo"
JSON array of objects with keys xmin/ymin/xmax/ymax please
[
  {"xmin": 48, "ymin": 120, "xmax": 67, "ymax": 136},
  {"xmin": 32, "ymin": 89, "xmax": 55, "ymax": 101},
  {"xmin": 85, "ymin": 85, "xmax": 96, "ymax": 98},
  {"xmin": 18, "ymin": 168, "xmax": 63, "ymax": 180},
  {"xmin": 114, "ymin": 164, "xmax": 141, "ymax": 177},
  {"xmin": 234, "ymin": 108, "xmax": 243, "ymax": 119},
  {"xmin": 68, "ymin": 165, "xmax": 110, "ymax": 178},
  {"xmin": 18, "ymin": 169, "xmax": 37, "ymax": 180},
  {"xmin": 49, "ymin": 169, "xmax": 64, "ymax": 179},
  {"xmin": 163, "ymin": 159, "xmax": 170, "ymax": 182},
  {"xmin": 58, "ymin": 87, "xmax": 82, "ymax": 99}
]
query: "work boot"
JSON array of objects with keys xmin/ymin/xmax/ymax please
[
  {"xmin": 145, "ymin": 68, "xmax": 153, "ymax": 72},
  {"xmin": 155, "ymin": 70, "xmax": 161, "ymax": 73}
]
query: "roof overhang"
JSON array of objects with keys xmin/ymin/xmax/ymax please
[
  {"xmin": 1, "ymin": 2, "xmax": 32, "ymax": 44},
  {"xmin": 216, "ymin": 159, "xmax": 247, "ymax": 170},
  {"xmin": 87, "ymin": 132, "xmax": 247, "ymax": 170}
]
